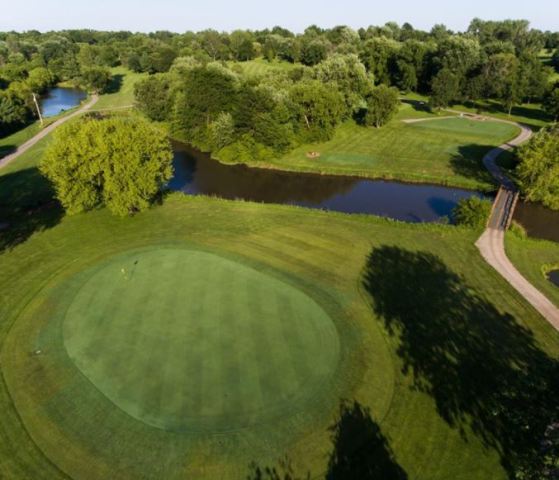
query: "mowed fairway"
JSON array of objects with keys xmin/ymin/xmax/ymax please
[
  {"xmin": 62, "ymin": 248, "xmax": 340, "ymax": 431},
  {"xmin": 1, "ymin": 196, "xmax": 559, "ymax": 480},
  {"xmin": 239, "ymin": 117, "xmax": 520, "ymax": 190}
]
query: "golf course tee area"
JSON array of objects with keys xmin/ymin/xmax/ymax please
[{"xmin": 1, "ymin": 196, "xmax": 559, "ymax": 480}]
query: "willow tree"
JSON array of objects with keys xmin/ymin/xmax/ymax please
[{"xmin": 40, "ymin": 116, "xmax": 173, "ymax": 216}]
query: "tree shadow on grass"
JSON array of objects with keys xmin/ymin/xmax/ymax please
[
  {"xmin": 400, "ymin": 99, "xmax": 430, "ymax": 113},
  {"xmin": 104, "ymin": 74, "xmax": 124, "ymax": 94},
  {"xmin": 362, "ymin": 246, "xmax": 559, "ymax": 477},
  {"xmin": 0, "ymin": 167, "xmax": 62, "ymax": 253},
  {"xmin": 0, "ymin": 144, "xmax": 16, "ymax": 160},
  {"xmin": 246, "ymin": 401, "xmax": 407, "ymax": 480},
  {"xmin": 325, "ymin": 401, "xmax": 407, "ymax": 480},
  {"xmin": 449, "ymin": 144, "xmax": 499, "ymax": 187}
]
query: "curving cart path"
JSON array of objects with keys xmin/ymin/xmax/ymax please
[
  {"xmin": 474, "ymin": 119, "xmax": 559, "ymax": 330},
  {"xmin": 0, "ymin": 94, "xmax": 99, "ymax": 170}
]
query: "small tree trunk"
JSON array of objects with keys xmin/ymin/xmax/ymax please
[
  {"xmin": 303, "ymin": 114, "xmax": 310, "ymax": 129},
  {"xmin": 32, "ymin": 93, "xmax": 44, "ymax": 126}
]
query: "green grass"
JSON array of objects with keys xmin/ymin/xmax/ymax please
[
  {"xmin": 62, "ymin": 247, "xmax": 339, "ymax": 432},
  {"xmin": 92, "ymin": 67, "xmax": 147, "ymax": 110},
  {"xmin": 0, "ymin": 102, "xmax": 88, "ymax": 160},
  {"xmin": 1, "ymin": 195, "xmax": 558, "ymax": 479},
  {"xmin": 222, "ymin": 117, "xmax": 519, "ymax": 190},
  {"xmin": 0, "ymin": 123, "xmax": 44, "ymax": 159},
  {"xmin": 401, "ymin": 92, "xmax": 552, "ymax": 130},
  {"xmin": 505, "ymin": 233, "xmax": 559, "ymax": 308}
]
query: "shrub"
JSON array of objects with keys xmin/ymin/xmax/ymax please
[{"xmin": 452, "ymin": 196, "xmax": 492, "ymax": 228}]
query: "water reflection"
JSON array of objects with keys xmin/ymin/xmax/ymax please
[
  {"xmin": 514, "ymin": 201, "xmax": 559, "ymax": 243},
  {"xmin": 168, "ymin": 142, "xmax": 486, "ymax": 224},
  {"xmin": 40, "ymin": 88, "xmax": 87, "ymax": 118}
]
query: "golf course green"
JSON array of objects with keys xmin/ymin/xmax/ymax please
[{"xmin": 62, "ymin": 247, "xmax": 340, "ymax": 432}]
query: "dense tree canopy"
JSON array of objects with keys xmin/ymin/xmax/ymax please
[
  {"xmin": 2, "ymin": 20, "xmax": 558, "ymax": 168},
  {"xmin": 516, "ymin": 126, "xmax": 559, "ymax": 211},
  {"xmin": 40, "ymin": 116, "xmax": 173, "ymax": 216}
]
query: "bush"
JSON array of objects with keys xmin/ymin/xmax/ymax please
[
  {"xmin": 509, "ymin": 220, "xmax": 528, "ymax": 239},
  {"xmin": 452, "ymin": 196, "xmax": 492, "ymax": 228},
  {"xmin": 217, "ymin": 134, "xmax": 275, "ymax": 163}
]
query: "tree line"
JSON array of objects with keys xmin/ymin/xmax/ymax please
[
  {"xmin": 134, "ymin": 55, "xmax": 399, "ymax": 162},
  {"xmin": 1, "ymin": 19, "xmax": 559, "ymax": 135}
]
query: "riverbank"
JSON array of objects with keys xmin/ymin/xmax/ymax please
[{"xmin": 209, "ymin": 117, "xmax": 520, "ymax": 191}]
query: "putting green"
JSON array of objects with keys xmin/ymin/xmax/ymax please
[{"xmin": 62, "ymin": 248, "xmax": 340, "ymax": 432}]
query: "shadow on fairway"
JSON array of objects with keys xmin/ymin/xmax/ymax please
[
  {"xmin": 104, "ymin": 74, "xmax": 124, "ymax": 94},
  {"xmin": 0, "ymin": 167, "xmax": 62, "ymax": 253},
  {"xmin": 0, "ymin": 143, "xmax": 16, "ymax": 160},
  {"xmin": 325, "ymin": 401, "xmax": 407, "ymax": 480},
  {"xmin": 362, "ymin": 246, "xmax": 559, "ymax": 477},
  {"xmin": 450, "ymin": 144, "xmax": 497, "ymax": 187},
  {"xmin": 400, "ymin": 99, "xmax": 431, "ymax": 114},
  {"xmin": 246, "ymin": 401, "xmax": 407, "ymax": 480}
]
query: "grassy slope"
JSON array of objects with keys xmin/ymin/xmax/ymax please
[
  {"xmin": 91, "ymin": 66, "xmax": 147, "ymax": 110},
  {"xmin": 401, "ymin": 92, "xmax": 552, "ymax": 130},
  {"xmin": 0, "ymin": 100, "xmax": 88, "ymax": 160},
  {"xmin": 220, "ymin": 117, "xmax": 519, "ymax": 191},
  {"xmin": 505, "ymin": 233, "xmax": 559, "ymax": 308},
  {"xmin": 0, "ymin": 195, "xmax": 558, "ymax": 479}
]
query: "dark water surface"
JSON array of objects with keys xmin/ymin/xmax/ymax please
[
  {"xmin": 40, "ymin": 88, "xmax": 87, "ymax": 118},
  {"xmin": 168, "ymin": 142, "xmax": 487, "ymax": 224},
  {"xmin": 549, "ymin": 270, "xmax": 559, "ymax": 287},
  {"xmin": 514, "ymin": 201, "xmax": 559, "ymax": 243}
]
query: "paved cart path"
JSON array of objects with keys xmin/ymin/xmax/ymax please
[
  {"xmin": 474, "ymin": 120, "xmax": 559, "ymax": 330},
  {"xmin": 0, "ymin": 94, "xmax": 99, "ymax": 170}
]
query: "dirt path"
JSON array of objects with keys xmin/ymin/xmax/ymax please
[
  {"xmin": 0, "ymin": 94, "xmax": 99, "ymax": 170},
  {"xmin": 474, "ymin": 121, "xmax": 559, "ymax": 330}
]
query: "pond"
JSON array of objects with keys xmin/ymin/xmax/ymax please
[
  {"xmin": 549, "ymin": 270, "xmax": 559, "ymax": 288},
  {"xmin": 168, "ymin": 142, "xmax": 487, "ymax": 224},
  {"xmin": 40, "ymin": 87, "xmax": 87, "ymax": 118},
  {"xmin": 514, "ymin": 201, "xmax": 559, "ymax": 244}
]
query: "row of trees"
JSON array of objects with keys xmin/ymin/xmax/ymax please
[
  {"xmin": 135, "ymin": 55, "xmax": 399, "ymax": 162},
  {"xmin": 2, "ymin": 19, "xmax": 558, "ymax": 133}
]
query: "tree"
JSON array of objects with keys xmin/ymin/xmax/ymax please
[
  {"xmin": 543, "ymin": 85, "xmax": 559, "ymax": 121},
  {"xmin": 517, "ymin": 126, "xmax": 559, "ymax": 211},
  {"xmin": 300, "ymin": 38, "xmax": 330, "ymax": 66},
  {"xmin": 0, "ymin": 89, "xmax": 29, "ymax": 134},
  {"xmin": 452, "ymin": 197, "xmax": 492, "ymax": 228},
  {"xmin": 208, "ymin": 112, "xmax": 235, "ymax": 150},
  {"xmin": 289, "ymin": 80, "xmax": 345, "ymax": 141},
  {"xmin": 312, "ymin": 54, "xmax": 372, "ymax": 114},
  {"xmin": 359, "ymin": 37, "xmax": 399, "ymax": 85},
  {"xmin": 40, "ymin": 116, "xmax": 173, "ymax": 216},
  {"xmin": 363, "ymin": 85, "xmax": 399, "ymax": 128},
  {"xmin": 229, "ymin": 30, "xmax": 256, "ymax": 61},
  {"xmin": 26, "ymin": 67, "xmax": 54, "ymax": 93},
  {"xmin": 483, "ymin": 53, "xmax": 520, "ymax": 113},
  {"xmin": 173, "ymin": 63, "xmax": 238, "ymax": 146},
  {"xmin": 80, "ymin": 67, "xmax": 112, "ymax": 93},
  {"xmin": 430, "ymin": 68, "xmax": 460, "ymax": 110},
  {"xmin": 552, "ymin": 49, "xmax": 559, "ymax": 72},
  {"xmin": 395, "ymin": 60, "xmax": 417, "ymax": 92},
  {"xmin": 134, "ymin": 75, "xmax": 172, "ymax": 121}
]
